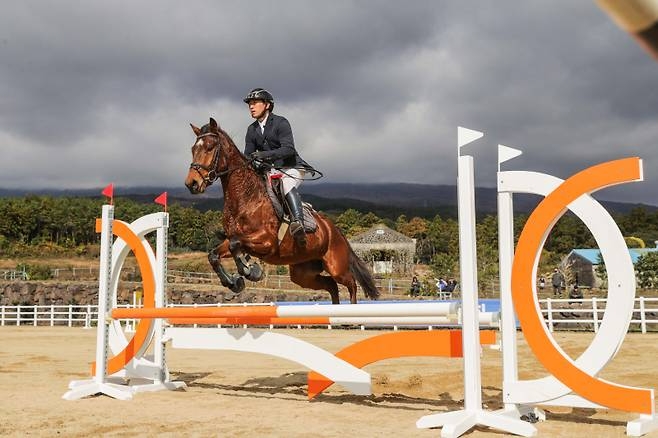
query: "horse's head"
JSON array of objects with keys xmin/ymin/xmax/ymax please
[{"xmin": 185, "ymin": 117, "xmax": 223, "ymax": 194}]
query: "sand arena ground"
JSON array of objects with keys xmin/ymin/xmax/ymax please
[{"xmin": 1, "ymin": 326, "xmax": 658, "ymax": 437}]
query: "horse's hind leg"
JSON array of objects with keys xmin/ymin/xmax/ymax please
[
  {"xmin": 289, "ymin": 261, "xmax": 340, "ymax": 304},
  {"xmin": 322, "ymin": 252, "xmax": 358, "ymax": 304},
  {"xmin": 331, "ymin": 273, "xmax": 357, "ymax": 304},
  {"xmin": 208, "ymin": 239, "xmax": 245, "ymax": 295}
]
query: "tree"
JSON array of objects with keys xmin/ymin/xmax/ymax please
[
  {"xmin": 624, "ymin": 236, "xmax": 645, "ymax": 248},
  {"xmin": 476, "ymin": 216, "xmax": 499, "ymax": 292},
  {"xmin": 594, "ymin": 252, "xmax": 608, "ymax": 287},
  {"xmin": 635, "ymin": 252, "xmax": 658, "ymax": 289},
  {"xmin": 430, "ymin": 252, "xmax": 458, "ymax": 281},
  {"xmin": 335, "ymin": 209, "xmax": 364, "ymax": 236},
  {"xmin": 397, "ymin": 216, "xmax": 428, "ymax": 239}
]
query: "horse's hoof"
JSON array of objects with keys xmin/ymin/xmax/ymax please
[
  {"xmin": 223, "ymin": 292, "xmax": 236, "ymax": 302},
  {"xmin": 229, "ymin": 275, "xmax": 245, "ymax": 293},
  {"xmin": 245, "ymin": 263, "xmax": 263, "ymax": 282}
]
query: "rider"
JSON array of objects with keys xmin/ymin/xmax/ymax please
[{"xmin": 243, "ymin": 88, "xmax": 313, "ymax": 246}]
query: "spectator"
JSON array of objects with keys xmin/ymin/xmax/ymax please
[
  {"xmin": 410, "ymin": 276, "xmax": 421, "ymax": 297},
  {"xmin": 446, "ymin": 279, "xmax": 458, "ymax": 293},
  {"xmin": 551, "ymin": 268, "xmax": 564, "ymax": 297},
  {"xmin": 569, "ymin": 284, "xmax": 583, "ymax": 304},
  {"xmin": 567, "ymin": 284, "xmax": 584, "ymax": 317},
  {"xmin": 538, "ymin": 276, "xmax": 546, "ymax": 290},
  {"xmin": 436, "ymin": 278, "xmax": 448, "ymax": 293}
]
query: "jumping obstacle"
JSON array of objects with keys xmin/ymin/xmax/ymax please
[
  {"xmin": 416, "ymin": 129, "xmax": 657, "ymax": 437},
  {"xmin": 63, "ymin": 126, "xmax": 658, "ymax": 437},
  {"xmin": 63, "ymin": 203, "xmax": 498, "ymax": 403},
  {"xmin": 436, "ymin": 129, "xmax": 656, "ymax": 437}
]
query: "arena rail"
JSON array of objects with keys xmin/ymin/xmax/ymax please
[{"xmin": 5, "ymin": 298, "xmax": 658, "ymax": 332}]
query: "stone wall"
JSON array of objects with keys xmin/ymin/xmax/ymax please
[{"xmin": 0, "ymin": 281, "xmax": 334, "ymax": 306}]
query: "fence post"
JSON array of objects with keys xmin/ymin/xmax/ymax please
[
  {"xmin": 85, "ymin": 304, "xmax": 92, "ymax": 329},
  {"xmin": 1, "ymin": 306, "xmax": 4, "ymax": 326},
  {"xmin": 16, "ymin": 305, "xmax": 21, "ymax": 326},
  {"xmin": 639, "ymin": 296, "xmax": 647, "ymax": 334},
  {"xmin": 50, "ymin": 305, "xmax": 55, "ymax": 326},
  {"xmin": 546, "ymin": 298, "xmax": 554, "ymax": 332},
  {"xmin": 33, "ymin": 304, "xmax": 38, "ymax": 326},
  {"xmin": 592, "ymin": 297, "xmax": 599, "ymax": 333},
  {"xmin": 68, "ymin": 305, "xmax": 73, "ymax": 328}
]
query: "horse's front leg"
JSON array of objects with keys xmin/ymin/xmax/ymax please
[
  {"xmin": 208, "ymin": 239, "xmax": 245, "ymax": 295},
  {"xmin": 229, "ymin": 236, "xmax": 264, "ymax": 282}
]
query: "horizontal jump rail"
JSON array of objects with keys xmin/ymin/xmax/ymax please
[
  {"xmin": 111, "ymin": 302, "xmax": 460, "ymax": 321},
  {"xmin": 167, "ymin": 316, "xmax": 458, "ymax": 326},
  {"xmin": 166, "ymin": 313, "xmax": 499, "ymax": 327}
]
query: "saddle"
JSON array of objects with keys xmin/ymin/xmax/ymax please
[{"xmin": 264, "ymin": 173, "xmax": 318, "ymax": 240}]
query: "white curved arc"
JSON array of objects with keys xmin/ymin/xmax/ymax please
[
  {"xmin": 167, "ymin": 327, "xmax": 371, "ymax": 395},
  {"xmin": 107, "ymin": 213, "xmax": 163, "ymax": 356},
  {"xmin": 499, "ymin": 170, "xmax": 636, "ymax": 404}
]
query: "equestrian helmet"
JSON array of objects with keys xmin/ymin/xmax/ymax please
[{"xmin": 243, "ymin": 88, "xmax": 274, "ymax": 104}]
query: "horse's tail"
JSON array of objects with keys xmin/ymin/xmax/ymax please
[{"xmin": 348, "ymin": 245, "xmax": 380, "ymax": 300}]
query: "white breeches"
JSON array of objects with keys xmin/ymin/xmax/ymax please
[{"xmin": 269, "ymin": 168, "xmax": 305, "ymax": 195}]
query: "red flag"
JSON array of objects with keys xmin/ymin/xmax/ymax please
[
  {"xmin": 154, "ymin": 192, "xmax": 168, "ymax": 211},
  {"xmin": 101, "ymin": 183, "xmax": 114, "ymax": 205}
]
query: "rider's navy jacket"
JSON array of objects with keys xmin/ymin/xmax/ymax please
[{"xmin": 244, "ymin": 113, "xmax": 312, "ymax": 170}]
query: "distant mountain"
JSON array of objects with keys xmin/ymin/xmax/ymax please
[
  {"xmin": 301, "ymin": 183, "xmax": 658, "ymax": 216},
  {"xmin": 1, "ymin": 182, "xmax": 655, "ymax": 218}
]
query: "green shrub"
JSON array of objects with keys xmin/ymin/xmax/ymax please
[{"xmin": 18, "ymin": 263, "xmax": 53, "ymax": 280}]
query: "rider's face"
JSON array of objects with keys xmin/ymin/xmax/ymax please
[{"xmin": 247, "ymin": 100, "xmax": 269, "ymax": 119}]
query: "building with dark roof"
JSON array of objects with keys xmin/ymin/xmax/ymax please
[
  {"xmin": 348, "ymin": 224, "xmax": 416, "ymax": 274},
  {"xmin": 562, "ymin": 246, "xmax": 658, "ymax": 288}
]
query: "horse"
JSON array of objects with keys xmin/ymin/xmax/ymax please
[{"xmin": 184, "ymin": 117, "xmax": 380, "ymax": 304}]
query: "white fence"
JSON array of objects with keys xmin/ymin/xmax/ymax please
[
  {"xmin": 0, "ymin": 304, "xmax": 97, "ymax": 328},
  {"xmin": 541, "ymin": 296, "xmax": 658, "ymax": 334},
  {"xmin": 2, "ymin": 297, "xmax": 658, "ymax": 333},
  {"xmin": 0, "ymin": 269, "xmax": 28, "ymax": 281}
]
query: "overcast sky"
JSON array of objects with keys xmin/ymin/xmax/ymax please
[{"xmin": 1, "ymin": 1, "xmax": 657, "ymax": 204}]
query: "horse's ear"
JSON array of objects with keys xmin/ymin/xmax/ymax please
[
  {"xmin": 209, "ymin": 117, "xmax": 219, "ymax": 131},
  {"xmin": 190, "ymin": 123, "xmax": 202, "ymax": 136}
]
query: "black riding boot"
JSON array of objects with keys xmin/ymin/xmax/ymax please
[{"xmin": 285, "ymin": 187, "xmax": 306, "ymax": 246}]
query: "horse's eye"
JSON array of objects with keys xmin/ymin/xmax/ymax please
[{"xmin": 204, "ymin": 141, "xmax": 216, "ymax": 152}]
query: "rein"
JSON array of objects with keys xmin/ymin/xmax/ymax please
[
  {"xmin": 189, "ymin": 132, "xmax": 254, "ymax": 186},
  {"xmin": 189, "ymin": 131, "xmax": 325, "ymax": 186}
]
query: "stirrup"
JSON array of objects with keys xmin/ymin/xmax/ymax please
[{"xmin": 289, "ymin": 221, "xmax": 306, "ymax": 246}]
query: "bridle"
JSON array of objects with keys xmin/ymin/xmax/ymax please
[
  {"xmin": 189, "ymin": 133, "xmax": 223, "ymax": 185},
  {"xmin": 189, "ymin": 132, "xmax": 256, "ymax": 186}
]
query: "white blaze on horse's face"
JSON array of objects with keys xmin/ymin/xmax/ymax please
[{"xmin": 186, "ymin": 136, "xmax": 217, "ymax": 194}]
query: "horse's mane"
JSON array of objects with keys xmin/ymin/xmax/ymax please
[{"xmin": 201, "ymin": 122, "xmax": 266, "ymax": 200}]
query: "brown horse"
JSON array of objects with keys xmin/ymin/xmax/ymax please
[{"xmin": 184, "ymin": 117, "xmax": 379, "ymax": 304}]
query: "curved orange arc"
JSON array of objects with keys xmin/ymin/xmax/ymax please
[
  {"xmin": 511, "ymin": 157, "xmax": 653, "ymax": 414},
  {"xmin": 91, "ymin": 220, "xmax": 156, "ymax": 376},
  {"xmin": 307, "ymin": 330, "xmax": 496, "ymax": 399}
]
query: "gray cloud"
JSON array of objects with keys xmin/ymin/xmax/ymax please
[{"xmin": 0, "ymin": 1, "xmax": 656, "ymax": 205}]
